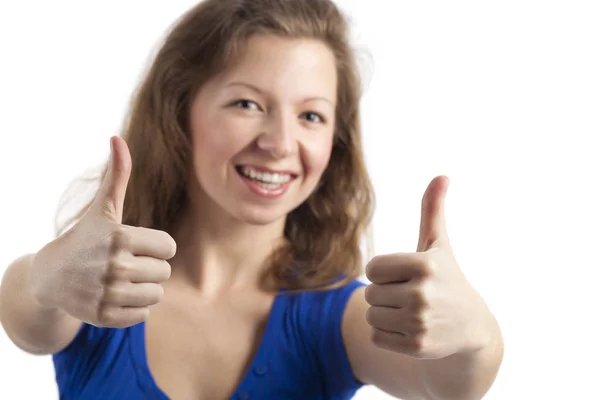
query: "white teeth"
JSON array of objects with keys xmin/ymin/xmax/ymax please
[
  {"xmin": 254, "ymin": 181, "xmax": 282, "ymax": 190},
  {"xmin": 241, "ymin": 167, "xmax": 292, "ymax": 184}
]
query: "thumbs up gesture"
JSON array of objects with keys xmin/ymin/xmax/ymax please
[
  {"xmin": 365, "ymin": 176, "xmax": 490, "ymax": 359},
  {"xmin": 30, "ymin": 137, "xmax": 177, "ymax": 328}
]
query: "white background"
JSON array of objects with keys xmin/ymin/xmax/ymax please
[{"xmin": 1, "ymin": 1, "xmax": 599, "ymax": 399}]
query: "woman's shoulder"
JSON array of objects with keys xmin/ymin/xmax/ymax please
[
  {"xmin": 272, "ymin": 277, "xmax": 366, "ymax": 395},
  {"xmin": 280, "ymin": 277, "xmax": 366, "ymax": 325},
  {"xmin": 52, "ymin": 321, "xmax": 138, "ymax": 361},
  {"xmin": 285, "ymin": 277, "xmax": 366, "ymax": 301}
]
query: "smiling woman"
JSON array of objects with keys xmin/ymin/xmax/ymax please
[
  {"xmin": 186, "ymin": 35, "xmax": 339, "ymax": 226},
  {"xmin": 0, "ymin": 0, "xmax": 503, "ymax": 399}
]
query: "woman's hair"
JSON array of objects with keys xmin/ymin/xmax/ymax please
[{"xmin": 57, "ymin": 0, "xmax": 375, "ymax": 291}]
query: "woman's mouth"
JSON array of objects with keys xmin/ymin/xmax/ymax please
[{"xmin": 235, "ymin": 165, "xmax": 297, "ymax": 197}]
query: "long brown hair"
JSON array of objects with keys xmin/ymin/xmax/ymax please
[{"xmin": 57, "ymin": 0, "xmax": 375, "ymax": 291}]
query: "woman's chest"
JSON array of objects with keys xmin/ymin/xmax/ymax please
[{"xmin": 144, "ymin": 294, "xmax": 274, "ymax": 400}]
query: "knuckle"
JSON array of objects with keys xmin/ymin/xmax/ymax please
[
  {"xmin": 409, "ymin": 285, "xmax": 426, "ymax": 307},
  {"xmin": 412, "ymin": 312, "xmax": 426, "ymax": 328},
  {"xmin": 410, "ymin": 301, "xmax": 427, "ymax": 321},
  {"xmin": 420, "ymin": 257, "xmax": 437, "ymax": 277},
  {"xmin": 412, "ymin": 290, "xmax": 427, "ymax": 311},
  {"xmin": 106, "ymin": 258, "xmax": 132, "ymax": 280},
  {"xmin": 95, "ymin": 305, "xmax": 114, "ymax": 327},
  {"xmin": 107, "ymin": 226, "xmax": 131, "ymax": 253},
  {"xmin": 409, "ymin": 334, "xmax": 425, "ymax": 353}
]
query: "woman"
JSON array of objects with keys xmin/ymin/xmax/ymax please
[{"xmin": 0, "ymin": 0, "xmax": 503, "ymax": 399}]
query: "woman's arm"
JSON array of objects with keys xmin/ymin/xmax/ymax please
[
  {"xmin": 0, "ymin": 253, "xmax": 81, "ymax": 355},
  {"xmin": 342, "ymin": 287, "xmax": 503, "ymax": 400}
]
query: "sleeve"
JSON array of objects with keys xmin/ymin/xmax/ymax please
[
  {"xmin": 308, "ymin": 279, "xmax": 367, "ymax": 397},
  {"xmin": 52, "ymin": 323, "xmax": 128, "ymax": 394},
  {"xmin": 52, "ymin": 323, "xmax": 107, "ymax": 386}
]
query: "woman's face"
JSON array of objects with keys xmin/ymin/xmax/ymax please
[{"xmin": 188, "ymin": 35, "xmax": 337, "ymax": 225}]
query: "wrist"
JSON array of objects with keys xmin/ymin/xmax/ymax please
[{"xmin": 28, "ymin": 251, "xmax": 61, "ymax": 311}]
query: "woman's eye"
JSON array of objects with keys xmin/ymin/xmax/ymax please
[
  {"xmin": 301, "ymin": 112, "xmax": 325, "ymax": 124},
  {"xmin": 233, "ymin": 99, "xmax": 259, "ymax": 110}
]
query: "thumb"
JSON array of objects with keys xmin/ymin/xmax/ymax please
[
  {"xmin": 91, "ymin": 136, "xmax": 132, "ymax": 223},
  {"xmin": 417, "ymin": 175, "xmax": 450, "ymax": 252}
]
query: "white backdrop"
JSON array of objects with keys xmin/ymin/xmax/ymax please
[{"xmin": 1, "ymin": 1, "xmax": 599, "ymax": 399}]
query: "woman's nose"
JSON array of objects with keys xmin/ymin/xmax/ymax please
[{"xmin": 255, "ymin": 115, "xmax": 297, "ymax": 159}]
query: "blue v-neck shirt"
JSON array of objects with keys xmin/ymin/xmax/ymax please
[{"xmin": 52, "ymin": 280, "xmax": 366, "ymax": 399}]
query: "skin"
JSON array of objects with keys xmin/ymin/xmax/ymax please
[
  {"xmin": 343, "ymin": 176, "xmax": 504, "ymax": 399},
  {"xmin": 146, "ymin": 36, "xmax": 339, "ymax": 399},
  {"xmin": 169, "ymin": 35, "xmax": 337, "ymax": 295},
  {"xmin": 0, "ymin": 35, "xmax": 503, "ymax": 400}
]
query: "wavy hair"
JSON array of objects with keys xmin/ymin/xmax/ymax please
[{"xmin": 57, "ymin": 0, "xmax": 375, "ymax": 291}]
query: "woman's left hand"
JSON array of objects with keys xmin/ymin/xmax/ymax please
[{"xmin": 364, "ymin": 176, "xmax": 493, "ymax": 360}]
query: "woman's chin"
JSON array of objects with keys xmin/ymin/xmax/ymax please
[{"xmin": 234, "ymin": 206, "xmax": 289, "ymax": 227}]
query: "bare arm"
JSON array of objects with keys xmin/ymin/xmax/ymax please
[
  {"xmin": 343, "ymin": 177, "xmax": 504, "ymax": 399},
  {"xmin": 342, "ymin": 287, "xmax": 503, "ymax": 400},
  {"xmin": 0, "ymin": 253, "xmax": 81, "ymax": 355},
  {"xmin": 0, "ymin": 138, "xmax": 175, "ymax": 356}
]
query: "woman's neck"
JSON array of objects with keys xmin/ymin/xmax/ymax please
[{"xmin": 168, "ymin": 196, "xmax": 286, "ymax": 296}]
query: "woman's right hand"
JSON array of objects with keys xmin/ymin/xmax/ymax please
[{"xmin": 30, "ymin": 136, "xmax": 177, "ymax": 328}]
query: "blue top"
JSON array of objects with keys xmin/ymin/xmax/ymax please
[{"xmin": 52, "ymin": 279, "xmax": 366, "ymax": 399}]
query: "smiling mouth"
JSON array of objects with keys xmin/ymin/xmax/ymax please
[{"xmin": 235, "ymin": 165, "xmax": 296, "ymax": 189}]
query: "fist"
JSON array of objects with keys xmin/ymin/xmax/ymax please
[
  {"xmin": 364, "ymin": 176, "xmax": 487, "ymax": 359},
  {"xmin": 31, "ymin": 136, "xmax": 177, "ymax": 328}
]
